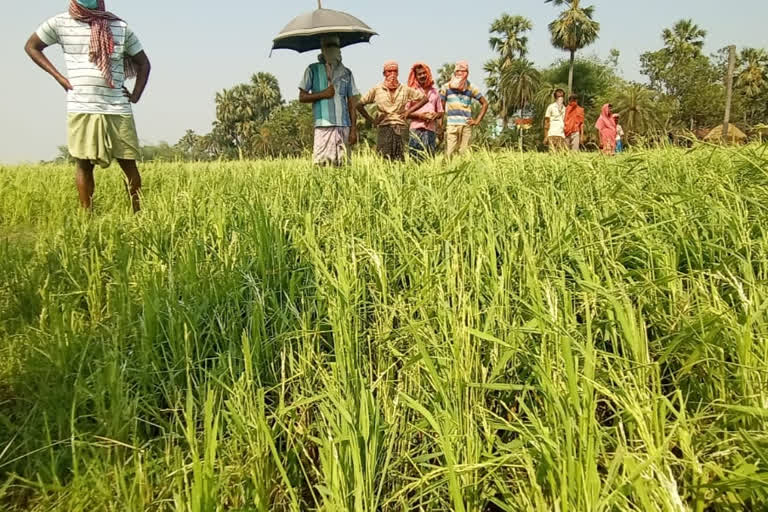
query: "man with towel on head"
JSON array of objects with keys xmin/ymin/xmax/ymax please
[
  {"xmin": 25, "ymin": 0, "xmax": 151, "ymax": 213},
  {"xmin": 440, "ymin": 61, "xmax": 488, "ymax": 158},
  {"xmin": 406, "ymin": 63, "xmax": 443, "ymax": 160},
  {"xmin": 357, "ymin": 61, "xmax": 427, "ymax": 161},
  {"xmin": 299, "ymin": 35, "xmax": 360, "ymax": 166}
]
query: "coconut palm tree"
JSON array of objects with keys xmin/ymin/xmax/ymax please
[
  {"xmin": 545, "ymin": 0, "xmax": 600, "ymax": 94},
  {"xmin": 662, "ymin": 19, "xmax": 706, "ymax": 57}
]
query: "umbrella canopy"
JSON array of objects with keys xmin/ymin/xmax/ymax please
[{"xmin": 272, "ymin": 8, "xmax": 377, "ymax": 53}]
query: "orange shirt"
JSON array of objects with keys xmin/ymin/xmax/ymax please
[{"xmin": 565, "ymin": 104, "xmax": 585, "ymax": 136}]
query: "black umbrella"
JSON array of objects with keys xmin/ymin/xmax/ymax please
[{"xmin": 272, "ymin": 1, "xmax": 377, "ymax": 53}]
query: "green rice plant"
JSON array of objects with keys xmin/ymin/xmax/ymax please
[{"xmin": 0, "ymin": 145, "xmax": 767, "ymax": 511}]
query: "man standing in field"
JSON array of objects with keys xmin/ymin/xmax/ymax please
[
  {"xmin": 544, "ymin": 89, "xmax": 567, "ymax": 152},
  {"xmin": 299, "ymin": 35, "xmax": 360, "ymax": 166},
  {"xmin": 356, "ymin": 62, "xmax": 427, "ymax": 161},
  {"xmin": 440, "ymin": 61, "xmax": 489, "ymax": 158},
  {"xmin": 406, "ymin": 63, "xmax": 443, "ymax": 160},
  {"xmin": 564, "ymin": 93, "xmax": 584, "ymax": 152},
  {"xmin": 25, "ymin": 0, "xmax": 151, "ymax": 213}
]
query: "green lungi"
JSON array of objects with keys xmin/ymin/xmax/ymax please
[{"xmin": 67, "ymin": 113, "xmax": 140, "ymax": 168}]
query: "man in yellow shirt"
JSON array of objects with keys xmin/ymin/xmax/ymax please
[{"xmin": 357, "ymin": 61, "xmax": 427, "ymax": 161}]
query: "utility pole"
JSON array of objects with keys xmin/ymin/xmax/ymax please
[{"xmin": 723, "ymin": 45, "xmax": 736, "ymax": 143}]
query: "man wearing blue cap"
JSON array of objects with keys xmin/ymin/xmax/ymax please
[{"xmin": 25, "ymin": 0, "xmax": 151, "ymax": 213}]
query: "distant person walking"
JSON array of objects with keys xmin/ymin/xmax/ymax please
[
  {"xmin": 299, "ymin": 35, "xmax": 360, "ymax": 166},
  {"xmin": 357, "ymin": 61, "xmax": 427, "ymax": 161},
  {"xmin": 440, "ymin": 61, "xmax": 489, "ymax": 158},
  {"xmin": 406, "ymin": 63, "xmax": 444, "ymax": 160},
  {"xmin": 595, "ymin": 104, "xmax": 618, "ymax": 155},
  {"xmin": 564, "ymin": 94, "xmax": 585, "ymax": 152},
  {"xmin": 25, "ymin": 0, "xmax": 151, "ymax": 212},
  {"xmin": 614, "ymin": 115, "xmax": 625, "ymax": 153},
  {"xmin": 544, "ymin": 89, "xmax": 567, "ymax": 152}
]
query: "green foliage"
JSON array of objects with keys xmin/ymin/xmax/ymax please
[
  {"xmin": 252, "ymin": 100, "xmax": 314, "ymax": 158},
  {"xmin": 735, "ymin": 48, "xmax": 768, "ymax": 126},
  {"xmin": 541, "ymin": 56, "xmax": 618, "ymax": 110},
  {"xmin": 485, "ymin": 15, "xmax": 538, "ymax": 131},
  {"xmin": 214, "ymin": 72, "xmax": 284, "ymax": 159},
  {"xmin": 2, "ymin": 147, "xmax": 768, "ymax": 510},
  {"xmin": 545, "ymin": 0, "xmax": 601, "ymax": 92},
  {"xmin": 436, "ymin": 63, "xmax": 455, "ymax": 89},
  {"xmin": 640, "ymin": 20, "xmax": 733, "ymax": 131}
]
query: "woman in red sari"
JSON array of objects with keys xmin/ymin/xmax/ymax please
[{"xmin": 595, "ymin": 104, "xmax": 617, "ymax": 155}]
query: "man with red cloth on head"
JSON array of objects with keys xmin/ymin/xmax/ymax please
[
  {"xmin": 406, "ymin": 63, "xmax": 444, "ymax": 161},
  {"xmin": 357, "ymin": 62, "xmax": 427, "ymax": 161},
  {"xmin": 564, "ymin": 93, "xmax": 585, "ymax": 152},
  {"xmin": 25, "ymin": 0, "xmax": 151, "ymax": 213}
]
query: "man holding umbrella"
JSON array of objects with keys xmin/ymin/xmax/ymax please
[{"xmin": 299, "ymin": 35, "xmax": 360, "ymax": 166}]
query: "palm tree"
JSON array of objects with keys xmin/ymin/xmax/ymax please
[
  {"xmin": 545, "ymin": 0, "xmax": 600, "ymax": 94},
  {"xmin": 489, "ymin": 14, "xmax": 533, "ymax": 66},
  {"xmin": 737, "ymin": 48, "xmax": 768, "ymax": 98},
  {"xmin": 175, "ymin": 129, "xmax": 201, "ymax": 159},
  {"xmin": 437, "ymin": 63, "xmax": 455, "ymax": 89},
  {"xmin": 484, "ymin": 58, "xmax": 505, "ymax": 122},
  {"xmin": 662, "ymin": 19, "xmax": 706, "ymax": 57},
  {"xmin": 505, "ymin": 60, "xmax": 541, "ymax": 119},
  {"xmin": 488, "ymin": 14, "xmax": 533, "ymax": 129},
  {"xmin": 250, "ymin": 72, "xmax": 283, "ymax": 119},
  {"xmin": 611, "ymin": 84, "xmax": 659, "ymax": 137},
  {"xmin": 737, "ymin": 48, "xmax": 768, "ymax": 125}
]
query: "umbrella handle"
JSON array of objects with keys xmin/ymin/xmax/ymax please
[{"xmin": 317, "ymin": 0, "xmax": 322, "ymax": 8}]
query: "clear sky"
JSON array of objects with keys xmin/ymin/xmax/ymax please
[{"xmin": 1, "ymin": 0, "xmax": 766, "ymax": 163}]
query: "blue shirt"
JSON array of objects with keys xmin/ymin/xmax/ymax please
[
  {"xmin": 440, "ymin": 81, "xmax": 484, "ymax": 126},
  {"xmin": 299, "ymin": 62, "xmax": 359, "ymax": 128}
]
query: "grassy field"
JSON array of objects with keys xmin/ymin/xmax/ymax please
[{"xmin": 1, "ymin": 146, "xmax": 767, "ymax": 511}]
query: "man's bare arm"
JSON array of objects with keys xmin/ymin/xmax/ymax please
[
  {"xmin": 469, "ymin": 96, "xmax": 489, "ymax": 126},
  {"xmin": 404, "ymin": 97, "xmax": 428, "ymax": 120},
  {"xmin": 299, "ymin": 86, "xmax": 335, "ymax": 104},
  {"xmin": 127, "ymin": 51, "xmax": 151, "ymax": 104},
  {"xmin": 356, "ymin": 102, "xmax": 376, "ymax": 125},
  {"xmin": 348, "ymin": 95, "xmax": 359, "ymax": 145},
  {"xmin": 24, "ymin": 33, "xmax": 72, "ymax": 91}
]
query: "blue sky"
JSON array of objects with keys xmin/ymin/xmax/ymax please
[{"xmin": 2, "ymin": 0, "xmax": 766, "ymax": 163}]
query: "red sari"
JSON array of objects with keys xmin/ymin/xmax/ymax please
[{"xmin": 595, "ymin": 104, "xmax": 617, "ymax": 155}]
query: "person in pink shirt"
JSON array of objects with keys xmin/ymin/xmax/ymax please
[
  {"xmin": 595, "ymin": 103, "xmax": 618, "ymax": 155},
  {"xmin": 406, "ymin": 63, "xmax": 444, "ymax": 160}
]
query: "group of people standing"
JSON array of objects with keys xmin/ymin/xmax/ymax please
[
  {"xmin": 299, "ymin": 36, "xmax": 489, "ymax": 165},
  {"xmin": 25, "ymin": 1, "xmax": 625, "ymax": 215},
  {"xmin": 544, "ymin": 89, "xmax": 624, "ymax": 155}
]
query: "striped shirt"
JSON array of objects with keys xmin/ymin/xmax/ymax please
[
  {"xmin": 440, "ymin": 82, "xmax": 484, "ymax": 126},
  {"xmin": 359, "ymin": 84, "xmax": 425, "ymax": 127},
  {"xmin": 36, "ymin": 13, "xmax": 143, "ymax": 115},
  {"xmin": 300, "ymin": 62, "xmax": 359, "ymax": 128}
]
